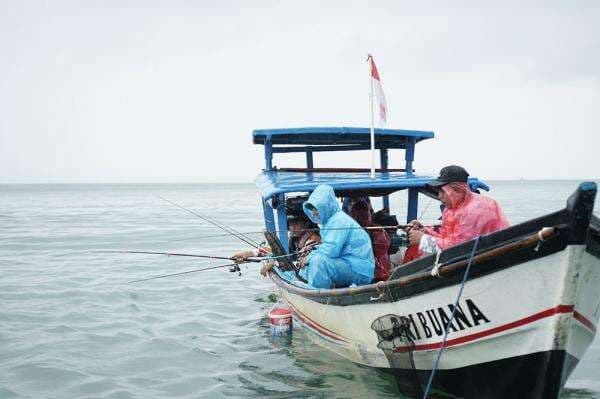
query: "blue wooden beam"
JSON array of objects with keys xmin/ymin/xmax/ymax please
[
  {"xmin": 407, "ymin": 188, "xmax": 418, "ymax": 222},
  {"xmin": 262, "ymin": 198, "xmax": 275, "ymax": 232},
  {"xmin": 380, "ymin": 147, "xmax": 390, "ymax": 209}
]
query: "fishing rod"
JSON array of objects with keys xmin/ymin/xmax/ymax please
[
  {"xmin": 162, "ymin": 223, "xmax": 443, "ymax": 244},
  {"xmin": 157, "ymin": 196, "xmax": 261, "ymax": 248},
  {"xmin": 92, "ymin": 250, "xmax": 264, "ymax": 263},
  {"xmin": 96, "ymin": 248, "xmax": 308, "ymax": 264},
  {"xmin": 125, "ymin": 248, "xmax": 318, "ymax": 283}
]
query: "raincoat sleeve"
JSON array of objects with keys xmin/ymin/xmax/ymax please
[
  {"xmin": 435, "ymin": 213, "xmax": 482, "ymax": 249},
  {"xmin": 309, "ymin": 225, "xmax": 350, "ymax": 259}
]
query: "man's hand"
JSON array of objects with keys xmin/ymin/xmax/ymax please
[
  {"xmin": 260, "ymin": 261, "xmax": 275, "ymax": 277},
  {"xmin": 408, "ymin": 229, "xmax": 424, "ymax": 246},
  {"xmin": 232, "ymin": 250, "xmax": 254, "ymax": 264},
  {"xmin": 298, "ymin": 255, "xmax": 308, "ymax": 268},
  {"xmin": 406, "ymin": 220, "xmax": 423, "ymax": 231}
]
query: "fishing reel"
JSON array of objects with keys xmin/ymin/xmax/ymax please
[
  {"xmin": 388, "ymin": 231, "xmax": 410, "ymax": 254},
  {"xmin": 229, "ymin": 264, "xmax": 242, "ymax": 276}
]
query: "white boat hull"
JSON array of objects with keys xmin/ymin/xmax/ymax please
[{"xmin": 278, "ymin": 244, "xmax": 599, "ymax": 398}]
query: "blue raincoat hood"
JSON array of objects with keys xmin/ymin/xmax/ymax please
[{"xmin": 303, "ymin": 184, "xmax": 339, "ymax": 226}]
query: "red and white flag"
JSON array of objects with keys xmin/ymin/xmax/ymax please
[{"xmin": 368, "ymin": 54, "xmax": 387, "ymax": 126}]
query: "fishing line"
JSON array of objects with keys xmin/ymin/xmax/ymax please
[
  {"xmin": 127, "ymin": 262, "xmax": 244, "ymax": 283},
  {"xmin": 160, "ymin": 224, "xmax": 435, "ymax": 245},
  {"xmin": 417, "ymin": 196, "xmax": 435, "ymax": 222},
  {"xmin": 157, "ymin": 196, "xmax": 261, "ymax": 248},
  {"xmin": 422, "ymin": 235, "xmax": 481, "ymax": 399}
]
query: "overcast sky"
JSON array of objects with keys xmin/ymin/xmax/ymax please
[{"xmin": 1, "ymin": 0, "xmax": 598, "ymax": 183}]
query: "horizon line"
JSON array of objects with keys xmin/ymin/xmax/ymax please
[{"xmin": 1, "ymin": 178, "xmax": 599, "ymax": 185}]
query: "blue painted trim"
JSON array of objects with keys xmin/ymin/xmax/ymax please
[
  {"xmin": 580, "ymin": 181, "xmax": 597, "ymax": 192},
  {"xmin": 407, "ymin": 188, "xmax": 419, "ymax": 222},
  {"xmin": 253, "ymin": 127, "xmax": 434, "ymax": 143},
  {"xmin": 276, "ymin": 193, "xmax": 289, "ymax": 252},
  {"xmin": 262, "ymin": 198, "xmax": 276, "ymax": 232}
]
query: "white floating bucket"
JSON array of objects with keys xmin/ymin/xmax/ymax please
[{"xmin": 268, "ymin": 303, "xmax": 293, "ymax": 337}]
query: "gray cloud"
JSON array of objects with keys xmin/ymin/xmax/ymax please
[{"xmin": 0, "ymin": 0, "xmax": 598, "ymax": 183}]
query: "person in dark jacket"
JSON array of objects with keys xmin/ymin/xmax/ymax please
[{"xmin": 350, "ymin": 200, "xmax": 391, "ymax": 281}]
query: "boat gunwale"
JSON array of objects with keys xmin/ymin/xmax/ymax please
[{"xmin": 270, "ymin": 224, "xmax": 568, "ymax": 301}]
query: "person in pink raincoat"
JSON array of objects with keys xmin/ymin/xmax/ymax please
[{"xmin": 408, "ymin": 165, "xmax": 510, "ymax": 254}]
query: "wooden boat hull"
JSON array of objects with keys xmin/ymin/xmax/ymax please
[{"xmin": 271, "ymin": 183, "xmax": 600, "ymax": 398}]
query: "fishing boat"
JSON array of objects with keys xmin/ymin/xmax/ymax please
[{"xmin": 252, "ymin": 127, "xmax": 600, "ymax": 399}]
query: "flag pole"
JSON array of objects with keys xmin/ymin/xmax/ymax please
[{"xmin": 369, "ymin": 55, "xmax": 375, "ymax": 179}]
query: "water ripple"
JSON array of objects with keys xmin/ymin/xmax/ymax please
[{"xmin": 0, "ymin": 182, "xmax": 598, "ymax": 398}]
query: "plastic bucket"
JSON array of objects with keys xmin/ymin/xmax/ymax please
[{"xmin": 268, "ymin": 304, "xmax": 293, "ymax": 337}]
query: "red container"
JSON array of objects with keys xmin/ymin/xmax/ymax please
[{"xmin": 268, "ymin": 304, "xmax": 293, "ymax": 336}]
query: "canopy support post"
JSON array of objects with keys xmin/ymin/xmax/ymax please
[
  {"xmin": 265, "ymin": 139, "xmax": 273, "ymax": 170},
  {"xmin": 407, "ymin": 188, "xmax": 418, "ymax": 223},
  {"xmin": 306, "ymin": 146, "xmax": 314, "ymax": 169},
  {"xmin": 275, "ymin": 193, "xmax": 289, "ymax": 253},
  {"xmin": 380, "ymin": 147, "xmax": 390, "ymax": 209},
  {"xmin": 405, "ymin": 137, "xmax": 416, "ymax": 177}
]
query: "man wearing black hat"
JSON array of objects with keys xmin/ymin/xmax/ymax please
[{"xmin": 407, "ymin": 165, "xmax": 509, "ymax": 254}]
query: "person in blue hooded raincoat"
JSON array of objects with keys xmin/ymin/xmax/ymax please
[{"xmin": 299, "ymin": 184, "xmax": 375, "ymax": 289}]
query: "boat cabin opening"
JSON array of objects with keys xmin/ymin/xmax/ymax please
[{"xmin": 253, "ymin": 127, "xmax": 489, "ymax": 253}]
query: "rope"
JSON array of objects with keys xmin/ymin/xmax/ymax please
[
  {"xmin": 430, "ymin": 250, "xmax": 442, "ymax": 278},
  {"xmin": 534, "ymin": 227, "xmax": 549, "ymax": 252},
  {"xmin": 422, "ymin": 235, "xmax": 481, "ymax": 399},
  {"xmin": 370, "ymin": 281, "xmax": 386, "ymax": 301}
]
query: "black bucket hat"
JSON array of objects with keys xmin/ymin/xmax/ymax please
[{"xmin": 427, "ymin": 165, "xmax": 470, "ymax": 188}]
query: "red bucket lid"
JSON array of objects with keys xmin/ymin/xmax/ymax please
[{"xmin": 269, "ymin": 307, "xmax": 292, "ymax": 319}]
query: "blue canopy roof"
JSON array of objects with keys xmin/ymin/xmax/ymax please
[
  {"xmin": 253, "ymin": 127, "xmax": 434, "ymax": 149},
  {"xmin": 255, "ymin": 170, "xmax": 489, "ymax": 200}
]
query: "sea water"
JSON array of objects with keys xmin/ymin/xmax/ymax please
[{"xmin": 0, "ymin": 181, "xmax": 598, "ymax": 398}]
